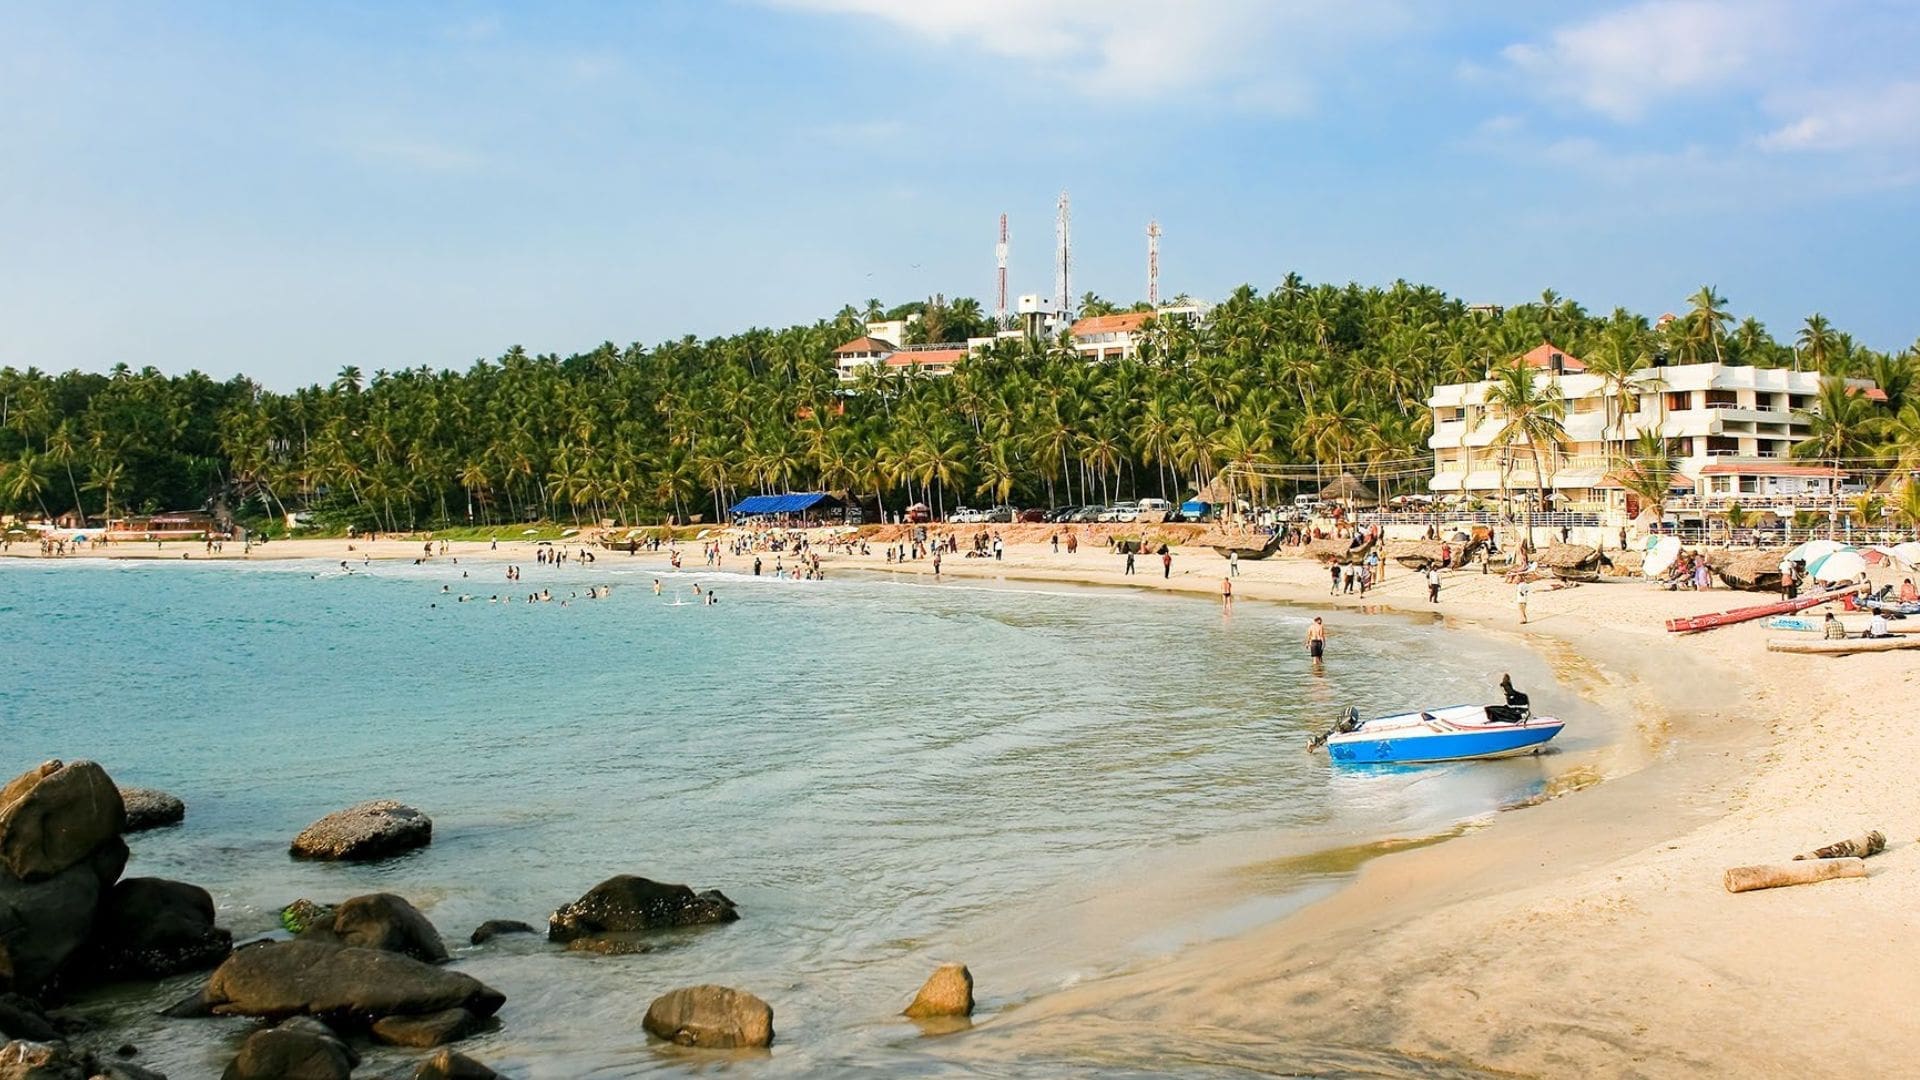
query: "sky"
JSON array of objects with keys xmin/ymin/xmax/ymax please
[{"xmin": 3, "ymin": 0, "xmax": 1918, "ymax": 388}]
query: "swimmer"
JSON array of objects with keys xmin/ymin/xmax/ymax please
[{"xmin": 652, "ymin": 579, "xmax": 662, "ymax": 595}]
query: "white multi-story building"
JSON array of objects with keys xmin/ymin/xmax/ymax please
[{"xmin": 1427, "ymin": 342, "xmax": 1880, "ymax": 519}]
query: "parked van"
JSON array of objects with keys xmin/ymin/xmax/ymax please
[{"xmin": 1136, "ymin": 498, "xmax": 1173, "ymax": 523}]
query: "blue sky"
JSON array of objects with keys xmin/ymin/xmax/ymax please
[{"xmin": 3, "ymin": 1, "xmax": 1917, "ymax": 387}]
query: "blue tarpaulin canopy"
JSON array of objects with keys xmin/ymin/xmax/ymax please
[{"xmin": 729, "ymin": 492, "xmax": 839, "ymax": 516}]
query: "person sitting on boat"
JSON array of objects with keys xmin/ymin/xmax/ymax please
[
  {"xmin": 1487, "ymin": 674, "xmax": 1530, "ymax": 724},
  {"xmin": 1865, "ymin": 612, "xmax": 1893, "ymax": 639}
]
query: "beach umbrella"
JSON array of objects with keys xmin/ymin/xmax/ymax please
[
  {"xmin": 1893, "ymin": 542, "xmax": 1920, "ymax": 567},
  {"xmin": 1643, "ymin": 535, "xmax": 1681, "ymax": 577},
  {"xmin": 1806, "ymin": 549, "xmax": 1867, "ymax": 583},
  {"xmin": 1785, "ymin": 539, "xmax": 1843, "ymax": 565},
  {"xmin": 1862, "ymin": 545, "xmax": 1896, "ymax": 567}
]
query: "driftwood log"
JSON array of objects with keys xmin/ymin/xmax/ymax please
[
  {"xmin": 1793, "ymin": 830, "xmax": 1886, "ymax": 861},
  {"xmin": 1724, "ymin": 858, "xmax": 1868, "ymax": 893}
]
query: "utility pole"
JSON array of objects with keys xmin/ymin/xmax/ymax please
[{"xmin": 1147, "ymin": 220, "xmax": 1161, "ymax": 307}]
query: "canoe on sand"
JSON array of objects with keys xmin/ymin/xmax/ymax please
[{"xmin": 1766, "ymin": 636, "xmax": 1920, "ymax": 656}]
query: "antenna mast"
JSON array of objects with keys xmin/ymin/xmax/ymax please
[
  {"xmin": 1147, "ymin": 219, "xmax": 1161, "ymax": 307},
  {"xmin": 996, "ymin": 213, "xmax": 1009, "ymax": 329},
  {"xmin": 1055, "ymin": 190, "xmax": 1072, "ymax": 319}
]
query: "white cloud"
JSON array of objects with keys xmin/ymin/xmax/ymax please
[
  {"xmin": 1759, "ymin": 81, "xmax": 1920, "ymax": 152},
  {"xmin": 1501, "ymin": 0, "xmax": 1794, "ymax": 121},
  {"xmin": 762, "ymin": 0, "xmax": 1410, "ymax": 112}
]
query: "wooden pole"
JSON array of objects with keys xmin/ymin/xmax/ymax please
[{"xmin": 1793, "ymin": 830, "xmax": 1886, "ymax": 861}]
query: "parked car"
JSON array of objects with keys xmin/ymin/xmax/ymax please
[
  {"xmin": 1017, "ymin": 508, "xmax": 1048, "ymax": 523},
  {"xmin": 1068, "ymin": 505, "xmax": 1104, "ymax": 523},
  {"xmin": 1099, "ymin": 502, "xmax": 1140, "ymax": 523},
  {"xmin": 949, "ymin": 506, "xmax": 983, "ymax": 524},
  {"xmin": 984, "ymin": 505, "xmax": 1016, "ymax": 523}
]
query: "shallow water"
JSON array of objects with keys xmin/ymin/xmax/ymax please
[{"xmin": 1, "ymin": 555, "xmax": 1606, "ymax": 1077}]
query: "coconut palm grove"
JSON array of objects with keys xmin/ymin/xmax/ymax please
[{"xmin": 2, "ymin": 278, "xmax": 1916, "ymax": 533}]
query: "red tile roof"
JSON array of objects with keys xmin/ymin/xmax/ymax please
[
  {"xmin": 1517, "ymin": 342, "xmax": 1586, "ymax": 373},
  {"xmin": 1698, "ymin": 462, "xmax": 1844, "ymax": 478},
  {"xmin": 885, "ymin": 348, "xmax": 964, "ymax": 368},
  {"xmin": 833, "ymin": 335, "xmax": 896, "ymax": 355},
  {"xmin": 1851, "ymin": 385, "xmax": 1889, "ymax": 402},
  {"xmin": 1069, "ymin": 312, "xmax": 1152, "ymax": 337}
]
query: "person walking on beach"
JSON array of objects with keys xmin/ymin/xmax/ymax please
[
  {"xmin": 1306, "ymin": 617, "xmax": 1327, "ymax": 664},
  {"xmin": 1228, "ymin": 550, "xmax": 1239, "ymax": 578},
  {"xmin": 1124, "ymin": 550, "xmax": 1136, "ymax": 575},
  {"xmin": 1329, "ymin": 563, "xmax": 1341, "ymax": 595},
  {"xmin": 933, "ymin": 551, "xmax": 942, "ymax": 577},
  {"xmin": 1516, "ymin": 580, "xmax": 1532, "ymax": 624},
  {"xmin": 1161, "ymin": 549, "xmax": 1172, "ymax": 579},
  {"xmin": 1051, "ymin": 532, "xmax": 1059, "ymax": 554},
  {"xmin": 1426, "ymin": 565, "xmax": 1441, "ymax": 603}
]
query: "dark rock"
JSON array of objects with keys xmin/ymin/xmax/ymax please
[
  {"xmin": 0, "ymin": 762, "xmax": 125, "ymax": 883},
  {"xmin": 641, "ymin": 985, "xmax": 773, "ymax": 1049},
  {"xmin": 85, "ymin": 878, "xmax": 232, "ymax": 980},
  {"xmin": 202, "ymin": 940, "xmax": 504, "ymax": 1024},
  {"xmin": 289, "ymin": 801, "xmax": 431, "ymax": 862},
  {"xmin": 370, "ymin": 1006, "xmax": 484, "ymax": 1048},
  {"xmin": 328, "ymin": 894, "xmax": 446, "ymax": 964},
  {"xmin": 548, "ymin": 877, "xmax": 737, "ymax": 943},
  {"xmin": 466, "ymin": 920, "xmax": 535, "ymax": 946},
  {"xmin": 220, "ymin": 1026, "xmax": 353, "ymax": 1080},
  {"xmin": 0, "ymin": 995, "xmax": 57, "ymax": 1042},
  {"xmin": 114, "ymin": 1043, "xmax": 138, "ymax": 1058},
  {"xmin": 0, "ymin": 839, "xmax": 127, "ymax": 995},
  {"xmin": 158, "ymin": 987, "xmax": 212, "ymax": 1019},
  {"xmin": 0, "ymin": 1039, "xmax": 85, "ymax": 1080},
  {"xmin": 413, "ymin": 1050, "xmax": 500, "ymax": 1080},
  {"xmin": 903, "ymin": 962, "xmax": 974, "ymax": 1018},
  {"xmin": 89, "ymin": 1062, "xmax": 168, "ymax": 1080},
  {"xmin": 116, "ymin": 790, "xmax": 185, "ymax": 834},
  {"xmin": 562, "ymin": 935, "xmax": 652, "ymax": 956}
]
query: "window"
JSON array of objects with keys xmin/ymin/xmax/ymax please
[
  {"xmin": 1738, "ymin": 477, "xmax": 1759, "ymax": 494},
  {"xmin": 1666, "ymin": 391, "xmax": 1691, "ymax": 411}
]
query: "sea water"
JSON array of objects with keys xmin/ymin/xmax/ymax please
[{"xmin": 0, "ymin": 556, "xmax": 1600, "ymax": 1077}]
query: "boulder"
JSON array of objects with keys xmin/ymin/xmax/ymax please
[
  {"xmin": 562, "ymin": 935, "xmax": 651, "ymax": 956},
  {"xmin": 220, "ymin": 1025, "xmax": 355, "ymax": 1080},
  {"xmin": 328, "ymin": 895, "xmax": 447, "ymax": 964},
  {"xmin": 198, "ymin": 940, "xmax": 504, "ymax": 1026},
  {"xmin": 413, "ymin": 1050, "xmax": 500, "ymax": 1080},
  {"xmin": 642, "ymin": 985, "xmax": 773, "ymax": 1049},
  {"xmin": 84, "ymin": 878, "xmax": 232, "ymax": 979},
  {"xmin": 279, "ymin": 901, "xmax": 335, "ymax": 936},
  {"xmin": 370, "ymin": 1006, "xmax": 484, "ymax": 1048},
  {"xmin": 0, "ymin": 1039, "xmax": 84, "ymax": 1080},
  {"xmin": 467, "ymin": 920, "xmax": 535, "ymax": 946},
  {"xmin": 0, "ymin": 839, "xmax": 127, "ymax": 995},
  {"xmin": 0, "ymin": 996, "xmax": 57, "ymax": 1042},
  {"xmin": 0, "ymin": 761, "xmax": 125, "ymax": 883},
  {"xmin": 92, "ymin": 1062, "xmax": 169, "ymax": 1080},
  {"xmin": 903, "ymin": 963, "xmax": 973, "ymax": 1018},
  {"xmin": 547, "ymin": 877, "xmax": 737, "ymax": 944},
  {"xmin": 289, "ymin": 802, "xmax": 431, "ymax": 862},
  {"xmin": 116, "ymin": 790, "xmax": 185, "ymax": 834}
]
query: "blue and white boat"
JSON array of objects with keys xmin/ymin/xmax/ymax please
[{"xmin": 1315, "ymin": 704, "xmax": 1564, "ymax": 765}]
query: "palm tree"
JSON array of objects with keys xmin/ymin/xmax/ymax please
[
  {"xmin": 1796, "ymin": 314, "xmax": 1836, "ymax": 373},
  {"xmin": 1686, "ymin": 285, "xmax": 1732, "ymax": 364},
  {"xmin": 1613, "ymin": 431, "xmax": 1676, "ymax": 525},
  {"xmin": 1483, "ymin": 357, "xmax": 1569, "ymax": 544}
]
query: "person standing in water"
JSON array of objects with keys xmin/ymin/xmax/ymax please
[
  {"xmin": 1306, "ymin": 617, "xmax": 1327, "ymax": 663},
  {"xmin": 1221, "ymin": 575, "xmax": 1233, "ymax": 612}
]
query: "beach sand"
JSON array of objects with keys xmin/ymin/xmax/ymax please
[{"xmin": 15, "ymin": 529, "xmax": 1919, "ymax": 1076}]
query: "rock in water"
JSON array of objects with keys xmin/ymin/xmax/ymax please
[
  {"xmin": 279, "ymin": 900, "xmax": 335, "ymax": 935},
  {"xmin": 289, "ymin": 801, "xmax": 431, "ymax": 862},
  {"xmin": 85, "ymin": 878, "xmax": 232, "ymax": 979},
  {"xmin": 198, "ymin": 940, "xmax": 504, "ymax": 1024},
  {"xmin": 328, "ymin": 894, "xmax": 448, "ymax": 963},
  {"xmin": 0, "ymin": 995, "xmax": 59, "ymax": 1042},
  {"xmin": 414, "ymin": 1050, "xmax": 501, "ymax": 1080},
  {"xmin": 642, "ymin": 985, "xmax": 773, "ymax": 1049},
  {"xmin": 548, "ymin": 876, "xmax": 737, "ymax": 943},
  {"xmin": 467, "ymin": 920, "xmax": 535, "ymax": 946},
  {"xmin": 0, "ymin": 1039, "xmax": 85, "ymax": 1080},
  {"xmin": 0, "ymin": 839, "xmax": 127, "ymax": 995},
  {"xmin": 221, "ymin": 1024, "xmax": 356, "ymax": 1080},
  {"xmin": 903, "ymin": 963, "xmax": 974, "ymax": 1018},
  {"xmin": 0, "ymin": 761, "xmax": 125, "ymax": 883},
  {"xmin": 370, "ymin": 1006, "xmax": 485, "ymax": 1047},
  {"xmin": 116, "ymin": 789, "xmax": 186, "ymax": 833}
]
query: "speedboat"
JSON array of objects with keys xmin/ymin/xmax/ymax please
[{"xmin": 1311, "ymin": 704, "xmax": 1564, "ymax": 765}]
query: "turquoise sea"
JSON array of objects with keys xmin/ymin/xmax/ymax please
[{"xmin": 1, "ymin": 554, "xmax": 1605, "ymax": 1077}]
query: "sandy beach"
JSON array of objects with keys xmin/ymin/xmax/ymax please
[{"xmin": 11, "ymin": 530, "xmax": 1919, "ymax": 1077}]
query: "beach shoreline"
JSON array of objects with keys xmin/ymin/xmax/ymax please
[{"xmin": 10, "ymin": 532, "xmax": 1918, "ymax": 1076}]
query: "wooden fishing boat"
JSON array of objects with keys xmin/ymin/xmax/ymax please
[
  {"xmin": 1663, "ymin": 585, "xmax": 1860, "ymax": 634},
  {"xmin": 1766, "ymin": 636, "xmax": 1920, "ymax": 656},
  {"xmin": 1859, "ymin": 596, "xmax": 1920, "ymax": 616},
  {"xmin": 1200, "ymin": 532, "xmax": 1282, "ymax": 561},
  {"xmin": 1766, "ymin": 613, "xmax": 1920, "ymax": 635}
]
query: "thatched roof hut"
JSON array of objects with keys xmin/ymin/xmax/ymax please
[
  {"xmin": 1317, "ymin": 473, "xmax": 1379, "ymax": 505},
  {"xmin": 1534, "ymin": 543, "xmax": 1605, "ymax": 582},
  {"xmin": 1710, "ymin": 548, "xmax": 1789, "ymax": 592}
]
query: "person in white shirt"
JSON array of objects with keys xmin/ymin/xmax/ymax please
[{"xmin": 1865, "ymin": 612, "xmax": 1892, "ymax": 639}]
